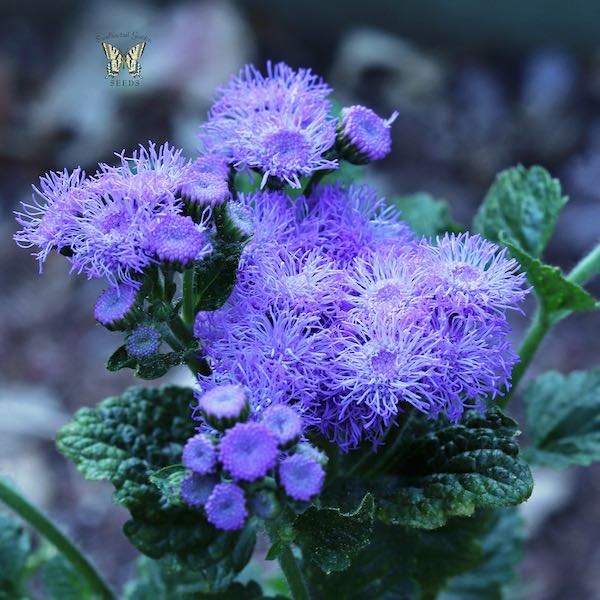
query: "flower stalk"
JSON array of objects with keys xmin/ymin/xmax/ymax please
[{"xmin": 0, "ymin": 479, "xmax": 115, "ymax": 600}]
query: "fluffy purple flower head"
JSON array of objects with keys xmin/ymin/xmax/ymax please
[
  {"xmin": 67, "ymin": 191, "xmax": 175, "ymax": 287},
  {"xmin": 198, "ymin": 62, "xmax": 338, "ymax": 188},
  {"xmin": 14, "ymin": 168, "xmax": 88, "ymax": 269},
  {"xmin": 181, "ymin": 473, "xmax": 218, "ymax": 507},
  {"xmin": 292, "ymin": 184, "xmax": 412, "ymax": 264},
  {"xmin": 219, "ymin": 422, "xmax": 278, "ymax": 481},
  {"xmin": 182, "ymin": 433, "xmax": 217, "ymax": 474},
  {"xmin": 144, "ymin": 214, "xmax": 212, "ymax": 266},
  {"xmin": 319, "ymin": 316, "xmax": 445, "ymax": 450},
  {"xmin": 205, "ymin": 482, "xmax": 247, "ymax": 531},
  {"xmin": 344, "ymin": 250, "xmax": 428, "ymax": 322},
  {"xmin": 94, "ymin": 283, "xmax": 138, "ymax": 328},
  {"xmin": 93, "ymin": 142, "xmax": 191, "ymax": 211},
  {"xmin": 261, "ymin": 404, "xmax": 303, "ymax": 447},
  {"xmin": 279, "ymin": 454, "xmax": 325, "ymax": 502},
  {"xmin": 428, "ymin": 311, "xmax": 518, "ymax": 419},
  {"xmin": 233, "ymin": 190, "xmax": 297, "ymax": 257},
  {"xmin": 125, "ymin": 324, "xmax": 161, "ymax": 358},
  {"xmin": 240, "ymin": 248, "xmax": 342, "ymax": 315},
  {"xmin": 422, "ymin": 233, "xmax": 528, "ymax": 316},
  {"xmin": 201, "ymin": 307, "xmax": 331, "ymax": 419},
  {"xmin": 339, "ymin": 105, "xmax": 398, "ymax": 163},
  {"xmin": 208, "ymin": 62, "xmax": 332, "ymax": 119}
]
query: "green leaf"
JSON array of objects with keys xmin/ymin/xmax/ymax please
[
  {"xmin": 57, "ymin": 386, "xmax": 247, "ymax": 573},
  {"xmin": 108, "ymin": 345, "xmax": 197, "ymax": 380},
  {"xmin": 194, "ymin": 241, "xmax": 243, "ymax": 311},
  {"xmin": 150, "ymin": 465, "xmax": 187, "ymax": 507},
  {"xmin": 294, "ymin": 493, "xmax": 374, "ymax": 574},
  {"xmin": 440, "ymin": 509, "xmax": 524, "ymax": 600},
  {"xmin": 390, "ymin": 193, "xmax": 455, "ymax": 237},
  {"xmin": 123, "ymin": 556, "xmax": 282, "ymax": 600},
  {"xmin": 504, "ymin": 241, "xmax": 596, "ymax": 317},
  {"xmin": 42, "ymin": 555, "xmax": 93, "ymax": 600},
  {"xmin": 327, "ymin": 408, "xmax": 532, "ymax": 531},
  {"xmin": 134, "ymin": 350, "xmax": 196, "ymax": 380},
  {"xmin": 474, "ymin": 165, "xmax": 567, "ymax": 257},
  {"xmin": 524, "ymin": 369, "xmax": 600, "ymax": 468},
  {"xmin": 0, "ymin": 513, "xmax": 31, "ymax": 599},
  {"xmin": 377, "ymin": 409, "xmax": 532, "ymax": 529},
  {"xmin": 306, "ymin": 512, "xmax": 495, "ymax": 600},
  {"xmin": 106, "ymin": 345, "xmax": 136, "ymax": 372}
]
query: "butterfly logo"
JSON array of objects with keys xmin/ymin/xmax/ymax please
[{"xmin": 101, "ymin": 42, "xmax": 146, "ymax": 79}]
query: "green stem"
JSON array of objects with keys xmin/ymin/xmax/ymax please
[
  {"xmin": 567, "ymin": 241, "xmax": 600, "ymax": 285},
  {"xmin": 500, "ymin": 308, "xmax": 550, "ymax": 408},
  {"xmin": 501, "ymin": 240, "xmax": 600, "ymax": 407},
  {"xmin": 182, "ymin": 268, "xmax": 196, "ymax": 327},
  {"xmin": 265, "ymin": 522, "xmax": 310, "ymax": 600},
  {"xmin": 367, "ymin": 409, "xmax": 416, "ymax": 477},
  {"xmin": 0, "ymin": 479, "xmax": 115, "ymax": 600}
]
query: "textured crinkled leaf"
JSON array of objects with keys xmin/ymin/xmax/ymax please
[
  {"xmin": 525, "ymin": 369, "xmax": 600, "ymax": 468},
  {"xmin": 474, "ymin": 165, "xmax": 567, "ymax": 257},
  {"xmin": 57, "ymin": 386, "xmax": 195, "ymax": 481},
  {"xmin": 0, "ymin": 512, "xmax": 30, "ymax": 598},
  {"xmin": 327, "ymin": 409, "xmax": 532, "ymax": 531},
  {"xmin": 440, "ymin": 509, "xmax": 524, "ymax": 600},
  {"xmin": 42, "ymin": 556, "xmax": 93, "ymax": 600},
  {"xmin": 294, "ymin": 493, "xmax": 374, "ymax": 574},
  {"xmin": 390, "ymin": 193, "xmax": 455, "ymax": 237},
  {"xmin": 375, "ymin": 409, "xmax": 533, "ymax": 529},
  {"xmin": 307, "ymin": 512, "xmax": 494, "ymax": 600},
  {"xmin": 56, "ymin": 386, "xmax": 247, "ymax": 570},
  {"xmin": 505, "ymin": 241, "xmax": 596, "ymax": 317}
]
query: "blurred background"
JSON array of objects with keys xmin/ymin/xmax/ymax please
[{"xmin": 2, "ymin": 1, "xmax": 600, "ymax": 597}]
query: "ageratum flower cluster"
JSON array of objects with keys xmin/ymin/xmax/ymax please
[
  {"xmin": 191, "ymin": 64, "xmax": 528, "ymax": 452},
  {"xmin": 15, "ymin": 60, "xmax": 528, "ymax": 523},
  {"xmin": 181, "ymin": 384, "xmax": 325, "ymax": 531},
  {"xmin": 14, "ymin": 143, "xmax": 215, "ymax": 289}
]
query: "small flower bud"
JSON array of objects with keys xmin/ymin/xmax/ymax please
[
  {"xmin": 261, "ymin": 404, "xmax": 302, "ymax": 449},
  {"xmin": 94, "ymin": 283, "xmax": 140, "ymax": 331},
  {"xmin": 196, "ymin": 384, "xmax": 250, "ymax": 430},
  {"xmin": 337, "ymin": 105, "xmax": 398, "ymax": 164},
  {"xmin": 205, "ymin": 482, "xmax": 247, "ymax": 531},
  {"xmin": 125, "ymin": 324, "xmax": 161, "ymax": 359}
]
